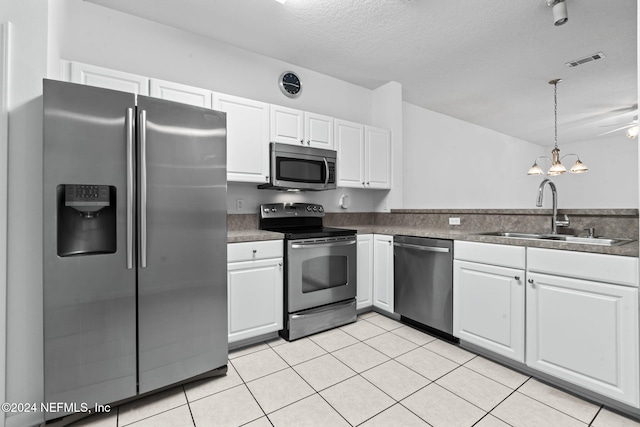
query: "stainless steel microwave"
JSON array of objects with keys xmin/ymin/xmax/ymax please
[{"xmin": 259, "ymin": 143, "xmax": 337, "ymax": 191}]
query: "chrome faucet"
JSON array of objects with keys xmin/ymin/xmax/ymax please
[{"xmin": 536, "ymin": 178, "xmax": 570, "ymax": 234}]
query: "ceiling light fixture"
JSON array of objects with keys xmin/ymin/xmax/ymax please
[
  {"xmin": 546, "ymin": 0, "xmax": 568, "ymax": 26},
  {"xmin": 528, "ymin": 79, "xmax": 588, "ymax": 176}
]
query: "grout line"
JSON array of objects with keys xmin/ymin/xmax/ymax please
[
  {"xmin": 514, "ymin": 381, "xmax": 601, "ymax": 426},
  {"xmin": 588, "ymin": 405, "xmax": 603, "ymax": 426},
  {"xmin": 181, "ymin": 385, "xmax": 197, "ymax": 427}
]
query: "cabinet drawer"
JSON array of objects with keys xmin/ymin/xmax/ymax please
[
  {"xmin": 528, "ymin": 248, "xmax": 638, "ymax": 287},
  {"xmin": 454, "ymin": 241, "xmax": 525, "ymax": 269},
  {"xmin": 228, "ymin": 240, "xmax": 283, "ymax": 263}
]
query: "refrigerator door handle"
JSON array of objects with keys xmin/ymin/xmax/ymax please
[
  {"xmin": 139, "ymin": 109, "xmax": 148, "ymax": 268},
  {"xmin": 126, "ymin": 108, "xmax": 134, "ymax": 269}
]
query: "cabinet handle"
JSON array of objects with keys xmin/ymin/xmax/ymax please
[
  {"xmin": 300, "ymin": 139, "xmax": 304, "ymax": 144},
  {"xmin": 307, "ymin": 140, "xmax": 311, "ymax": 145},
  {"xmin": 279, "ymin": 262, "xmax": 283, "ymax": 267},
  {"xmin": 527, "ymin": 279, "xmax": 534, "ymax": 284},
  {"xmin": 514, "ymin": 276, "xmax": 520, "ymax": 281},
  {"xmin": 252, "ymin": 249, "xmax": 257, "ymax": 254}
]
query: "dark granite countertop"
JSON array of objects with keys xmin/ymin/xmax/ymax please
[
  {"xmin": 227, "ymin": 225, "xmax": 638, "ymax": 256},
  {"xmin": 227, "ymin": 230, "xmax": 283, "ymax": 243},
  {"xmin": 344, "ymin": 225, "xmax": 639, "ymax": 257}
]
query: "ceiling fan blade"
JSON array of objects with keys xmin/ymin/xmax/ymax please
[{"xmin": 598, "ymin": 124, "xmax": 636, "ymax": 136}]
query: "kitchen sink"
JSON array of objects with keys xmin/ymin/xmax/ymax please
[{"xmin": 478, "ymin": 231, "xmax": 635, "ymax": 246}]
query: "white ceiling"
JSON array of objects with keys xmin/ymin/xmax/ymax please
[{"xmin": 87, "ymin": 0, "xmax": 637, "ymax": 146}]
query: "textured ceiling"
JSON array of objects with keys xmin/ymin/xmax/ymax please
[{"xmin": 87, "ymin": 0, "xmax": 637, "ymax": 146}]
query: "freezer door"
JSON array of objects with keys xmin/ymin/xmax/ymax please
[
  {"xmin": 43, "ymin": 79, "xmax": 137, "ymax": 418},
  {"xmin": 136, "ymin": 95, "xmax": 228, "ymax": 393}
]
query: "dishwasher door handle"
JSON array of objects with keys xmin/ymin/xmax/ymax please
[{"xmin": 393, "ymin": 242, "xmax": 451, "ymax": 253}]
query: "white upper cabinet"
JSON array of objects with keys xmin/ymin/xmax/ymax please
[
  {"xmin": 150, "ymin": 79, "xmax": 212, "ymax": 108},
  {"xmin": 214, "ymin": 93, "xmax": 270, "ymax": 183},
  {"xmin": 304, "ymin": 112, "xmax": 334, "ymax": 149},
  {"xmin": 365, "ymin": 126, "xmax": 391, "ymax": 189},
  {"xmin": 69, "ymin": 62, "xmax": 149, "ymax": 96},
  {"xmin": 335, "ymin": 119, "xmax": 365, "ymax": 188},
  {"xmin": 336, "ymin": 120, "xmax": 391, "ymax": 189},
  {"xmin": 270, "ymin": 105, "xmax": 334, "ymax": 149},
  {"xmin": 270, "ymin": 105, "xmax": 304, "ymax": 145}
]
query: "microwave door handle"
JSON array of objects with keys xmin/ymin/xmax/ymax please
[{"xmin": 323, "ymin": 157, "xmax": 329, "ymax": 187}]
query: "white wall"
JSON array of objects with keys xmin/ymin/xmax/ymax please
[
  {"xmin": 540, "ymin": 135, "xmax": 639, "ymax": 208},
  {"xmin": 402, "ymin": 101, "xmax": 639, "ymax": 209},
  {"xmin": 0, "ymin": 1, "xmax": 48, "ymax": 426},
  {"xmin": 0, "ymin": 20, "xmax": 8, "ymax": 427},
  {"xmin": 403, "ymin": 102, "xmax": 543, "ymax": 209}
]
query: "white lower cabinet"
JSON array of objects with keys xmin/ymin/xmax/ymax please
[
  {"xmin": 526, "ymin": 248, "xmax": 639, "ymax": 407},
  {"xmin": 453, "ymin": 241, "xmax": 525, "ymax": 362},
  {"xmin": 373, "ymin": 234, "xmax": 394, "ymax": 313},
  {"xmin": 227, "ymin": 241, "xmax": 283, "ymax": 344},
  {"xmin": 356, "ymin": 234, "xmax": 374, "ymax": 310}
]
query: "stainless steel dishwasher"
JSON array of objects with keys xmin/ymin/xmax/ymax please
[{"xmin": 393, "ymin": 235, "xmax": 456, "ymax": 341}]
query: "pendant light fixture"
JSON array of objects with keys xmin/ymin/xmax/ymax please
[{"xmin": 528, "ymin": 79, "xmax": 588, "ymax": 176}]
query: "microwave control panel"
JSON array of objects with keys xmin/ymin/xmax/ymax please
[{"xmin": 328, "ymin": 163, "xmax": 336, "ymax": 183}]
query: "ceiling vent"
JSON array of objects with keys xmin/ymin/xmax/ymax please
[{"xmin": 565, "ymin": 52, "xmax": 605, "ymax": 68}]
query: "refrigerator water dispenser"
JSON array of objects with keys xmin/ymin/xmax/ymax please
[{"xmin": 57, "ymin": 184, "xmax": 117, "ymax": 256}]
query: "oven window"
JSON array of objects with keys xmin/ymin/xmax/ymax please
[
  {"xmin": 276, "ymin": 157, "xmax": 325, "ymax": 183},
  {"xmin": 301, "ymin": 255, "xmax": 348, "ymax": 293}
]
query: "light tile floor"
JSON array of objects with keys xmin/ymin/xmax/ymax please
[{"xmin": 72, "ymin": 312, "xmax": 640, "ymax": 427}]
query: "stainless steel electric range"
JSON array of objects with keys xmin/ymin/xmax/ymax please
[{"xmin": 259, "ymin": 203, "xmax": 357, "ymax": 341}]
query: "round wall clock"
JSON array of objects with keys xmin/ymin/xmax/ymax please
[{"xmin": 279, "ymin": 71, "xmax": 302, "ymax": 98}]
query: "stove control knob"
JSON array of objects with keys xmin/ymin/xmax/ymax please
[
  {"xmin": 263, "ymin": 208, "xmax": 269, "ymax": 213},
  {"xmin": 312, "ymin": 206, "xmax": 318, "ymax": 212},
  {"xmin": 318, "ymin": 206, "xmax": 324, "ymax": 212},
  {"xmin": 271, "ymin": 207, "xmax": 277, "ymax": 213},
  {"xmin": 306, "ymin": 206, "xmax": 312, "ymax": 212}
]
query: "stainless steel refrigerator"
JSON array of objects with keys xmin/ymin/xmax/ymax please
[{"xmin": 43, "ymin": 79, "xmax": 228, "ymax": 421}]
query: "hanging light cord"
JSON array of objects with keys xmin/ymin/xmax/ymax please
[{"xmin": 553, "ymin": 80, "xmax": 558, "ymax": 149}]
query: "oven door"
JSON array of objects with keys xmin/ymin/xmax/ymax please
[{"xmin": 286, "ymin": 236, "xmax": 357, "ymax": 313}]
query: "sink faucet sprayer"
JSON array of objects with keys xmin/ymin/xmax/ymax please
[{"xmin": 536, "ymin": 178, "xmax": 570, "ymax": 234}]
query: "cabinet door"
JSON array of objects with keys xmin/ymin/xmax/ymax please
[
  {"xmin": 357, "ymin": 234, "xmax": 374, "ymax": 310},
  {"xmin": 214, "ymin": 93, "xmax": 270, "ymax": 183},
  {"xmin": 365, "ymin": 126, "xmax": 391, "ymax": 189},
  {"xmin": 373, "ymin": 235, "xmax": 394, "ymax": 313},
  {"xmin": 227, "ymin": 258, "xmax": 283, "ymax": 343},
  {"xmin": 304, "ymin": 112, "xmax": 334, "ymax": 149},
  {"xmin": 150, "ymin": 79, "xmax": 212, "ymax": 108},
  {"xmin": 270, "ymin": 105, "xmax": 304, "ymax": 145},
  {"xmin": 453, "ymin": 260, "xmax": 525, "ymax": 362},
  {"xmin": 70, "ymin": 62, "xmax": 149, "ymax": 95},
  {"xmin": 335, "ymin": 119, "xmax": 365, "ymax": 188},
  {"xmin": 526, "ymin": 272, "xmax": 639, "ymax": 407}
]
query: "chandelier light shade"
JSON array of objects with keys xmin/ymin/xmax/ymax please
[{"xmin": 527, "ymin": 79, "xmax": 588, "ymax": 176}]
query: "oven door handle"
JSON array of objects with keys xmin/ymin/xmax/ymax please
[
  {"xmin": 291, "ymin": 299, "xmax": 355, "ymax": 320},
  {"xmin": 323, "ymin": 157, "xmax": 329, "ymax": 187},
  {"xmin": 291, "ymin": 239, "xmax": 356, "ymax": 250}
]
